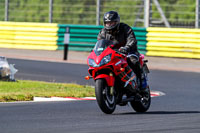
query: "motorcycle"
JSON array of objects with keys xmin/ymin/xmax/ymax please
[
  {"xmin": 0, "ymin": 56, "xmax": 18, "ymax": 81},
  {"xmin": 85, "ymin": 39, "xmax": 151, "ymax": 114}
]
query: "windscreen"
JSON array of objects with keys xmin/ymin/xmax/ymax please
[{"xmin": 93, "ymin": 40, "xmax": 113, "ymax": 56}]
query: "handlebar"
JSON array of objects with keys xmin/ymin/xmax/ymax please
[
  {"xmin": 109, "ymin": 45, "xmax": 127, "ymax": 57},
  {"xmin": 113, "ymin": 49, "xmax": 127, "ymax": 57}
]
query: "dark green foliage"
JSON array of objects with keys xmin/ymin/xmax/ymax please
[
  {"xmin": 0, "ymin": 0, "xmax": 5, "ymax": 21},
  {"xmin": 151, "ymin": 0, "xmax": 196, "ymax": 24},
  {"xmin": 100, "ymin": 0, "xmax": 143, "ymax": 26},
  {"xmin": 0, "ymin": 0, "xmax": 197, "ymax": 26},
  {"xmin": 6, "ymin": 0, "xmax": 49, "ymax": 22},
  {"xmin": 53, "ymin": 0, "xmax": 96, "ymax": 24}
]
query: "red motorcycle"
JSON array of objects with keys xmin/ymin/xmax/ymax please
[{"xmin": 85, "ymin": 40, "xmax": 151, "ymax": 114}]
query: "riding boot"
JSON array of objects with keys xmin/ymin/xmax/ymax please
[
  {"xmin": 140, "ymin": 68, "xmax": 147, "ymax": 90},
  {"xmin": 133, "ymin": 61, "xmax": 142, "ymax": 89},
  {"xmin": 129, "ymin": 61, "xmax": 147, "ymax": 91}
]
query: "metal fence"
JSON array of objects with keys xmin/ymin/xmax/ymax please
[
  {"xmin": 150, "ymin": 0, "xmax": 200, "ymax": 28},
  {"xmin": 0, "ymin": 0, "xmax": 199, "ymax": 28}
]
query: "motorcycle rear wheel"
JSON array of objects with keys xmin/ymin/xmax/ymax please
[
  {"xmin": 130, "ymin": 86, "xmax": 151, "ymax": 113},
  {"xmin": 95, "ymin": 79, "xmax": 116, "ymax": 114}
]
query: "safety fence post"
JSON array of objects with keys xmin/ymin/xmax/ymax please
[
  {"xmin": 196, "ymin": 0, "xmax": 200, "ymax": 28},
  {"xmin": 49, "ymin": 0, "xmax": 53, "ymax": 23},
  {"xmin": 96, "ymin": 0, "xmax": 101, "ymax": 25},
  {"xmin": 144, "ymin": 0, "xmax": 150, "ymax": 27},
  {"xmin": 5, "ymin": 0, "xmax": 9, "ymax": 21}
]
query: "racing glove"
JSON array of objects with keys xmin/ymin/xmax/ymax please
[{"xmin": 119, "ymin": 46, "xmax": 129, "ymax": 54}]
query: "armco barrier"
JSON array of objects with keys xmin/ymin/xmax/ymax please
[
  {"xmin": 146, "ymin": 27, "xmax": 200, "ymax": 59},
  {"xmin": 57, "ymin": 24, "xmax": 147, "ymax": 54},
  {"xmin": 0, "ymin": 21, "xmax": 58, "ymax": 50}
]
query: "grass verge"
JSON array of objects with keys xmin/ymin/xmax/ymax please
[{"xmin": 0, "ymin": 80, "xmax": 95, "ymax": 102}]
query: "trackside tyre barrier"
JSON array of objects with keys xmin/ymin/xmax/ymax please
[
  {"xmin": 0, "ymin": 21, "xmax": 58, "ymax": 50},
  {"xmin": 1, "ymin": 21, "xmax": 200, "ymax": 59},
  {"xmin": 146, "ymin": 27, "xmax": 200, "ymax": 59}
]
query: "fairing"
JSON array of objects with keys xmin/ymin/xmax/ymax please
[{"xmin": 87, "ymin": 40, "xmax": 128, "ymax": 86}]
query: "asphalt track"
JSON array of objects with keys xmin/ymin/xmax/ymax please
[{"xmin": 0, "ymin": 58, "xmax": 200, "ymax": 133}]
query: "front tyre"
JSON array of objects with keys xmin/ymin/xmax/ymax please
[
  {"xmin": 95, "ymin": 79, "xmax": 116, "ymax": 114},
  {"xmin": 130, "ymin": 86, "xmax": 151, "ymax": 113}
]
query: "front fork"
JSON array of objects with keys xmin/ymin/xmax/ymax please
[{"xmin": 93, "ymin": 73, "xmax": 115, "ymax": 96}]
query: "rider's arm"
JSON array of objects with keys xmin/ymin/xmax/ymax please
[
  {"xmin": 124, "ymin": 25, "xmax": 138, "ymax": 53},
  {"xmin": 97, "ymin": 29, "xmax": 106, "ymax": 40}
]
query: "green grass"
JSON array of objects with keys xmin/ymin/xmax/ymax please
[{"xmin": 0, "ymin": 80, "xmax": 95, "ymax": 102}]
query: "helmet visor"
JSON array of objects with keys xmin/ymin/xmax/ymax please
[
  {"xmin": 105, "ymin": 21, "xmax": 116, "ymax": 27},
  {"xmin": 104, "ymin": 21, "xmax": 117, "ymax": 30}
]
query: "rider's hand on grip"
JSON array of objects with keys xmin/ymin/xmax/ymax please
[{"xmin": 119, "ymin": 46, "xmax": 128, "ymax": 54}]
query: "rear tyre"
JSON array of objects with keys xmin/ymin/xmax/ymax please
[
  {"xmin": 130, "ymin": 86, "xmax": 151, "ymax": 112},
  {"xmin": 95, "ymin": 79, "xmax": 116, "ymax": 114}
]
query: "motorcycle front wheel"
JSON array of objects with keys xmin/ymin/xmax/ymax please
[{"xmin": 95, "ymin": 79, "xmax": 116, "ymax": 114}]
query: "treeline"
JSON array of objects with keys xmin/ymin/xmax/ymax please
[
  {"xmin": 0, "ymin": 0, "xmax": 196, "ymax": 26},
  {"xmin": 151, "ymin": 0, "xmax": 195, "ymax": 22}
]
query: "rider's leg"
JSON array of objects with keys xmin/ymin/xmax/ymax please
[{"xmin": 127, "ymin": 54, "xmax": 147, "ymax": 91}]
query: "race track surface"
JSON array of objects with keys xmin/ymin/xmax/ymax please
[{"xmin": 0, "ymin": 58, "xmax": 199, "ymax": 133}]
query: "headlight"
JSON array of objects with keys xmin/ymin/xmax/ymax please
[
  {"xmin": 99, "ymin": 54, "xmax": 112, "ymax": 66},
  {"xmin": 88, "ymin": 58, "xmax": 98, "ymax": 67},
  {"xmin": 88, "ymin": 54, "xmax": 112, "ymax": 67}
]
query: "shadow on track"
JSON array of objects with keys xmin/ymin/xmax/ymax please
[{"xmin": 114, "ymin": 111, "xmax": 200, "ymax": 115}]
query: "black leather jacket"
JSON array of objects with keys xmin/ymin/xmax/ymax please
[{"xmin": 97, "ymin": 23, "xmax": 139, "ymax": 56}]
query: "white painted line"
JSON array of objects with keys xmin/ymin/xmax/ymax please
[
  {"xmin": 33, "ymin": 91, "xmax": 165, "ymax": 102},
  {"xmin": 150, "ymin": 91, "xmax": 166, "ymax": 97},
  {"xmin": 33, "ymin": 97, "xmax": 77, "ymax": 102}
]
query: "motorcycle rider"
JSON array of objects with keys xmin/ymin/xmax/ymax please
[{"xmin": 97, "ymin": 11, "xmax": 147, "ymax": 91}]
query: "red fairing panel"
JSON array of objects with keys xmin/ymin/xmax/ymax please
[{"xmin": 95, "ymin": 74, "xmax": 115, "ymax": 87}]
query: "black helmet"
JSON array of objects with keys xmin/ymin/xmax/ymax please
[{"xmin": 103, "ymin": 11, "xmax": 120, "ymax": 33}]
